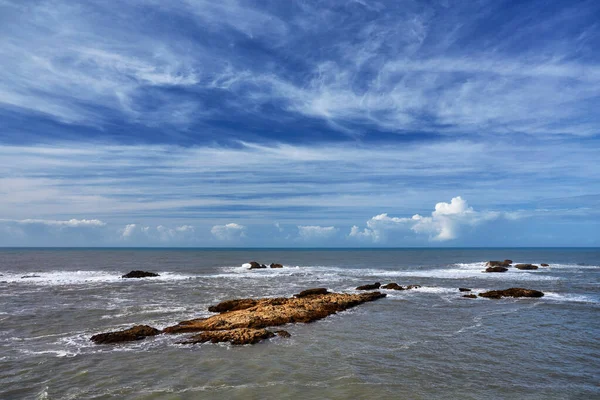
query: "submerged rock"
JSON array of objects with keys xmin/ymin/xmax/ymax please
[
  {"xmin": 90, "ymin": 325, "xmax": 160, "ymax": 344},
  {"xmin": 294, "ymin": 288, "xmax": 330, "ymax": 298},
  {"xmin": 406, "ymin": 285, "xmax": 422, "ymax": 290},
  {"xmin": 540, "ymin": 263, "xmax": 550, "ymax": 267},
  {"xmin": 275, "ymin": 330, "xmax": 291, "ymax": 338},
  {"xmin": 485, "ymin": 266, "xmax": 508, "ymax": 273},
  {"xmin": 356, "ymin": 282, "xmax": 381, "ymax": 290},
  {"xmin": 270, "ymin": 263, "xmax": 283, "ymax": 268},
  {"xmin": 479, "ymin": 288, "xmax": 544, "ymax": 299},
  {"xmin": 21, "ymin": 275, "xmax": 41, "ymax": 279},
  {"xmin": 459, "ymin": 288, "xmax": 471, "ymax": 292},
  {"xmin": 515, "ymin": 264, "xmax": 539, "ymax": 270},
  {"xmin": 122, "ymin": 270, "xmax": 159, "ymax": 278},
  {"xmin": 180, "ymin": 328, "xmax": 276, "ymax": 345},
  {"xmin": 381, "ymin": 283, "xmax": 404, "ymax": 290},
  {"xmin": 248, "ymin": 261, "xmax": 267, "ymax": 269},
  {"xmin": 462, "ymin": 294, "xmax": 478, "ymax": 299}
]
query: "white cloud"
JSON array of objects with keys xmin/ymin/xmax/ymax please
[
  {"xmin": 297, "ymin": 225, "xmax": 338, "ymax": 240},
  {"xmin": 15, "ymin": 218, "xmax": 106, "ymax": 227},
  {"xmin": 351, "ymin": 196, "xmax": 500, "ymax": 242},
  {"xmin": 211, "ymin": 223, "xmax": 246, "ymax": 241},
  {"xmin": 120, "ymin": 224, "xmax": 196, "ymax": 241},
  {"xmin": 120, "ymin": 224, "xmax": 137, "ymax": 238}
]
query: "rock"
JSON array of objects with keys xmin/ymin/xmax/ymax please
[
  {"xmin": 485, "ymin": 266, "xmax": 508, "ymax": 273},
  {"xmin": 248, "ymin": 261, "xmax": 267, "ymax": 269},
  {"xmin": 180, "ymin": 328, "xmax": 276, "ymax": 345},
  {"xmin": 462, "ymin": 294, "xmax": 477, "ymax": 299},
  {"xmin": 540, "ymin": 263, "xmax": 549, "ymax": 267},
  {"xmin": 294, "ymin": 288, "xmax": 330, "ymax": 298},
  {"xmin": 515, "ymin": 264, "xmax": 538, "ymax": 270},
  {"xmin": 381, "ymin": 283, "xmax": 404, "ymax": 290},
  {"xmin": 356, "ymin": 282, "xmax": 381, "ymax": 290},
  {"xmin": 406, "ymin": 285, "xmax": 422, "ymax": 290},
  {"xmin": 459, "ymin": 288, "xmax": 471, "ymax": 292},
  {"xmin": 275, "ymin": 330, "xmax": 291, "ymax": 338},
  {"xmin": 270, "ymin": 263, "xmax": 283, "ymax": 268},
  {"xmin": 479, "ymin": 288, "xmax": 544, "ymax": 299},
  {"xmin": 164, "ymin": 291, "xmax": 387, "ymax": 335},
  {"xmin": 486, "ymin": 260, "xmax": 512, "ymax": 267},
  {"xmin": 21, "ymin": 275, "xmax": 41, "ymax": 279},
  {"xmin": 122, "ymin": 270, "xmax": 159, "ymax": 278},
  {"xmin": 208, "ymin": 299, "xmax": 258, "ymax": 313},
  {"xmin": 90, "ymin": 325, "xmax": 160, "ymax": 344}
]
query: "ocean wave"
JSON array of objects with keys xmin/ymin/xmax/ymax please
[{"xmin": 0, "ymin": 270, "xmax": 198, "ymax": 286}]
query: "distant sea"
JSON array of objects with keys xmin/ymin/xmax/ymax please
[{"xmin": 1, "ymin": 248, "xmax": 599, "ymax": 399}]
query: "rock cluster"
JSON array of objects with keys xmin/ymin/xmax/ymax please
[
  {"xmin": 248, "ymin": 261, "xmax": 285, "ymax": 269},
  {"xmin": 91, "ymin": 290, "xmax": 386, "ymax": 346}
]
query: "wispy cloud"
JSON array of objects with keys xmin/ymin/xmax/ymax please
[{"xmin": 297, "ymin": 225, "xmax": 338, "ymax": 240}]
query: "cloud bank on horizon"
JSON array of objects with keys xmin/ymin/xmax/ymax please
[{"xmin": 0, "ymin": 0, "xmax": 599, "ymax": 246}]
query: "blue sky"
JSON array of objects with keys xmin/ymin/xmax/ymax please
[{"xmin": 0, "ymin": 0, "xmax": 599, "ymax": 247}]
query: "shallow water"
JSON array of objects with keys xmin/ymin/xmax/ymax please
[{"xmin": 1, "ymin": 248, "xmax": 599, "ymax": 399}]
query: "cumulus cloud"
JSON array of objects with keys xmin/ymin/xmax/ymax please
[
  {"xmin": 297, "ymin": 225, "xmax": 338, "ymax": 240},
  {"xmin": 120, "ymin": 224, "xmax": 196, "ymax": 241},
  {"xmin": 211, "ymin": 223, "xmax": 246, "ymax": 241},
  {"xmin": 350, "ymin": 196, "xmax": 499, "ymax": 242}
]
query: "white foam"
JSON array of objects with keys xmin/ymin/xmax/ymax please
[
  {"xmin": 543, "ymin": 292, "xmax": 600, "ymax": 304},
  {"xmin": 0, "ymin": 270, "xmax": 197, "ymax": 286}
]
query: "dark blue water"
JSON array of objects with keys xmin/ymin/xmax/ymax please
[{"xmin": 1, "ymin": 248, "xmax": 599, "ymax": 399}]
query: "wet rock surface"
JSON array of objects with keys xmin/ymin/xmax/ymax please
[
  {"xmin": 459, "ymin": 288, "xmax": 471, "ymax": 292},
  {"xmin": 541, "ymin": 263, "xmax": 550, "ymax": 267},
  {"xmin": 356, "ymin": 282, "xmax": 381, "ymax": 290},
  {"xmin": 486, "ymin": 260, "xmax": 512, "ymax": 267},
  {"xmin": 294, "ymin": 288, "xmax": 330, "ymax": 297},
  {"xmin": 462, "ymin": 294, "xmax": 478, "ymax": 299},
  {"xmin": 91, "ymin": 325, "xmax": 161, "ymax": 344},
  {"xmin": 479, "ymin": 288, "xmax": 544, "ymax": 299},
  {"xmin": 381, "ymin": 283, "xmax": 404, "ymax": 290},
  {"xmin": 270, "ymin": 263, "xmax": 283, "ymax": 268},
  {"xmin": 180, "ymin": 328, "xmax": 276, "ymax": 345},
  {"xmin": 248, "ymin": 262, "xmax": 267, "ymax": 269},
  {"xmin": 515, "ymin": 264, "xmax": 539, "ymax": 270},
  {"xmin": 485, "ymin": 266, "xmax": 509, "ymax": 273},
  {"xmin": 121, "ymin": 270, "xmax": 159, "ymax": 278}
]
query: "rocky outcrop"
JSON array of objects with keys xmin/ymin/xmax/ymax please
[
  {"xmin": 479, "ymin": 288, "xmax": 544, "ymax": 299},
  {"xmin": 294, "ymin": 288, "xmax": 330, "ymax": 297},
  {"xmin": 540, "ymin": 263, "xmax": 549, "ymax": 267},
  {"xmin": 164, "ymin": 292, "xmax": 387, "ymax": 336},
  {"xmin": 459, "ymin": 288, "xmax": 471, "ymax": 292},
  {"xmin": 486, "ymin": 260, "xmax": 512, "ymax": 267},
  {"xmin": 270, "ymin": 263, "xmax": 283, "ymax": 268},
  {"xmin": 485, "ymin": 266, "xmax": 508, "ymax": 273},
  {"xmin": 90, "ymin": 325, "xmax": 161, "ymax": 344},
  {"xmin": 122, "ymin": 270, "xmax": 159, "ymax": 278},
  {"xmin": 248, "ymin": 262, "xmax": 267, "ymax": 269},
  {"xmin": 356, "ymin": 282, "xmax": 381, "ymax": 290},
  {"xmin": 515, "ymin": 264, "xmax": 538, "ymax": 270},
  {"xmin": 382, "ymin": 283, "xmax": 404, "ymax": 290}
]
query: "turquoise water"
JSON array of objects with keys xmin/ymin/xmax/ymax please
[{"xmin": 1, "ymin": 248, "xmax": 599, "ymax": 399}]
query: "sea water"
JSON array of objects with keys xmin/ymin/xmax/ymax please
[{"xmin": 0, "ymin": 248, "xmax": 598, "ymax": 399}]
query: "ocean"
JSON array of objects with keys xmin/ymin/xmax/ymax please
[{"xmin": 0, "ymin": 248, "xmax": 598, "ymax": 399}]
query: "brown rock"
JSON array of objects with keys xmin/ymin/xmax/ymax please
[
  {"xmin": 122, "ymin": 270, "xmax": 159, "ymax": 278},
  {"xmin": 462, "ymin": 294, "xmax": 477, "ymax": 299},
  {"xmin": 90, "ymin": 325, "xmax": 160, "ymax": 344},
  {"xmin": 275, "ymin": 330, "xmax": 291, "ymax": 338},
  {"xmin": 248, "ymin": 261, "xmax": 267, "ymax": 269},
  {"xmin": 382, "ymin": 283, "xmax": 404, "ymax": 290},
  {"xmin": 180, "ymin": 328, "xmax": 276, "ymax": 345},
  {"xmin": 479, "ymin": 288, "xmax": 544, "ymax": 299},
  {"xmin": 459, "ymin": 288, "xmax": 471, "ymax": 292},
  {"xmin": 486, "ymin": 260, "xmax": 512, "ymax": 267},
  {"xmin": 270, "ymin": 263, "xmax": 283, "ymax": 268},
  {"xmin": 294, "ymin": 288, "xmax": 330, "ymax": 298},
  {"xmin": 164, "ymin": 291, "xmax": 387, "ymax": 335},
  {"xmin": 515, "ymin": 264, "xmax": 538, "ymax": 270},
  {"xmin": 356, "ymin": 282, "xmax": 381, "ymax": 290},
  {"xmin": 540, "ymin": 263, "xmax": 549, "ymax": 267},
  {"xmin": 406, "ymin": 285, "xmax": 422, "ymax": 290},
  {"xmin": 485, "ymin": 266, "xmax": 508, "ymax": 273},
  {"xmin": 208, "ymin": 299, "xmax": 258, "ymax": 313}
]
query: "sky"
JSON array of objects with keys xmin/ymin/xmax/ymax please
[{"xmin": 0, "ymin": 0, "xmax": 599, "ymax": 247}]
